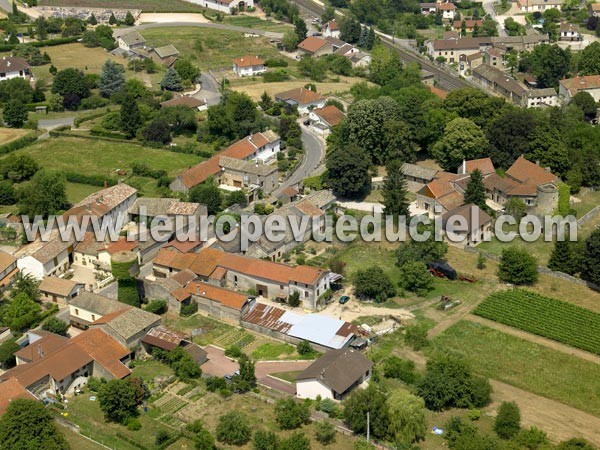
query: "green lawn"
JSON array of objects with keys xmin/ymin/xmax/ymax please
[
  {"xmin": 431, "ymin": 320, "xmax": 600, "ymax": 417},
  {"xmin": 1, "ymin": 136, "xmax": 200, "ymax": 179},
  {"xmin": 66, "ymin": 182, "xmax": 102, "ymax": 204},
  {"xmin": 163, "ymin": 313, "xmax": 235, "ymax": 346},
  {"xmin": 132, "ymin": 360, "xmax": 174, "ymax": 382},
  {"xmin": 221, "ymin": 15, "xmax": 293, "ymax": 33},
  {"xmin": 252, "ymin": 342, "xmax": 295, "ymax": 360},
  {"xmin": 270, "ymin": 370, "xmax": 302, "ymax": 383},
  {"xmin": 60, "ymin": 427, "xmax": 106, "ymax": 450},
  {"xmin": 141, "ymin": 27, "xmax": 286, "ymax": 71}
]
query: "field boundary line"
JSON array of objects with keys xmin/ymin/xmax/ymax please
[{"xmin": 466, "ymin": 314, "xmax": 600, "ymax": 365}]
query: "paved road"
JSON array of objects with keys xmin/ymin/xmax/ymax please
[
  {"xmin": 482, "ymin": 0, "xmax": 507, "ymax": 37},
  {"xmin": 255, "ymin": 360, "xmax": 312, "ymax": 395},
  {"xmin": 117, "ymin": 21, "xmax": 284, "ymax": 40},
  {"xmin": 294, "ymin": 0, "xmax": 475, "ymax": 92},
  {"xmin": 38, "ymin": 117, "xmax": 75, "ymax": 130},
  {"xmin": 272, "ymin": 125, "xmax": 325, "ymax": 198},
  {"xmin": 194, "ymin": 73, "xmax": 222, "ymax": 107}
]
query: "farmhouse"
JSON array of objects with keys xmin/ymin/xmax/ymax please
[
  {"xmin": 15, "ymin": 230, "xmax": 75, "ymax": 280},
  {"xmin": 150, "ymin": 44, "xmax": 180, "ymax": 67},
  {"xmin": 0, "ymin": 251, "xmax": 17, "ymax": 291},
  {"xmin": 0, "ymin": 57, "xmax": 32, "ymax": 81},
  {"xmin": 559, "ymin": 22, "xmax": 581, "ymax": 41},
  {"xmin": 218, "ymin": 156, "xmax": 279, "ymax": 196},
  {"xmin": 0, "ymin": 328, "xmax": 132, "ymax": 397},
  {"xmin": 401, "ymin": 163, "xmax": 439, "ymax": 192},
  {"xmin": 517, "ymin": 0, "xmax": 563, "ymax": 12},
  {"xmin": 296, "ymin": 348, "xmax": 373, "ymax": 400},
  {"xmin": 309, "ymin": 104, "xmax": 345, "ymax": 135},
  {"xmin": 298, "ymin": 36, "xmax": 334, "ymax": 57},
  {"xmin": 69, "ymin": 291, "xmax": 127, "ymax": 330},
  {"xmin": 275, "ymin": 87, "xmax": 327, "ymax": 114},
  {"xmin": 90, "ymin": 306, "xmax": 161, "ymax": 349},
  {"xmin": 160, "ymin": 95, "xmax": 207, "ymax": 111},
  {"xmin": 438, "ymin": 2, "xmax": 457, "ymax": 19},
  {"xmin": 172, "ymin": 281, "xmax": 252, "ymax": 322},
  {"xmin": 38, "ymin": 276, "xmax": 84, "ymax": 306},
  {"xmin": 323, "ymin": 20, "xmax": 341, "ymax": 38},
  {"xmin": 453, "ymin": 19, "xmax": 484, "ymax": 33},
  {"xmin": 64, "ymin": 183, "xmax": 138, "ymax": 225},
  {"xmin": 416, "ymin": 172, "xmax": 467, "ymax": 217},
  {"xmin": 559, "ymin": 75, "xmax": 600, "ymax": 103},
  {"xmin": 442, "ymin": 204, "xmax": 492, "ymax": 246},
  {"xmin": 117, "ymin": 31, "xmax": 146, "ymax": 52},
  {"xmin": 171, "ymin": 131, "xmax": 281, "ymax": 193},
  {"xmin": 472, "ymin": 64, "xmax": 528, "ymax": 107},
  {"xmin": 0, "ymin": 377, "xmax": 36, "ymax": 415},
  {"xmin": 232, "ymin": 55, "xmax": 266, "ymax": 77},
  {"xmin": 526, "ymin": 88, "xmax": 559, "ymax": 108},
  {"xmin": 426, "ymin": 37, "xmax": 492, "ymax": 63},
  {"xmin": 152, "ymin": 247, "xmax": 331, "ymax": 310}
]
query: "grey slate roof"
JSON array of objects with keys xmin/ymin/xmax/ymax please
[
  {"xmin": 401, "ymin": 163, "xmax": 438, "ymax": 181},
  {"xmin": 297, "ymin": 348, "xmax": 373, "ymax": 394},
  {"xmin": 70, "ymin": 292, "xmax": 125, "ymax": 315},
  {"xmin": 219, "ymin": 156, "xmax": 278, "ymax": 176},
  {"xmin": 120, "ymin": 31, "xmax": 146, "ymax": 47},
  {"xmin": 153, "ymin": 44, "xmax": 179, "ymax": 59},
  {"xmin": 100, "ymin": 308, "xmax": 161, "ymax": 342}
]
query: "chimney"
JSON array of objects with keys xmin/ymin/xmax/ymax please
[
  {"xmin": 535, "ymin": 160, "xmax": 540, "ymax": 166},
  {"xmin": 37, "ymin": 344, "xmax": 44, "ymax": 359}
]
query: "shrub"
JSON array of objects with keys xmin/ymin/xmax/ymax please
[
  {"xmin": 275, "ymin": 398, "xmax": 311, "ymax": 430},
  {"xmin": 224, "ymin": 345, "xmax": 243, "ymax": 358},
  {"xmin": 498, "ymin": 247, "xmax": 538, "ymax": 285},
  {"xmin": 216, "ymin": 411, "xmax": 251, "ymax": 445},
  {"xmin": 180, "ymin": 300, "xmax": 198, "ymax": 317},
  {"xmin": 494, "ymin": 401, "xmax": 520, "ymax": 439},
  {"xmin": 205, "ymin": 376, "xmax": 227, "ymax": 392},
  {"xmin": 382, "ymin": 356, "xmax": 417, "ymax": 384},
  {"xmin": 126, "ymin": 418, "xmax": 141, "ymax": 431},
  {"xmin": 315, "ymin": 420, "xmax": 336, "ymax": 445},
  {"xmin": 404, "ymin": 324, "xmax": 428, "ymax": 351},
  {"xmin": 264, "ymin": 57, "xmax": 289, "ymax": 67},
  {"xmin": 353, "ymin": 266, "xmax": 395, "ymax": 303},
  {"xmin": 263, "ymin": 69, "xmax": 290, "ymax": 82},
  {"xmin": 155, "ymin": 430, "xmax": 170, "ymax": 446},
  {"xmin": 145, "ymin": 300, "xmax": 167, "ymax": 315}
]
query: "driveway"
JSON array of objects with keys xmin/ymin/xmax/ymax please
[
  {"xmin": 201, "ymin": 345, "xmax": 239, "ymax": 377},
  {"xmin": 482, "ymin": 0, "xmax": 507, "ymax": 36},
  {"xmin": 255, "ymin": 360, "xmax": 313, "ymax": 394},
  {"xmin": 38, "ymin": 117, "xmax": 75, "ymax": 131},
  {"xmin": 272, "ymin": 125, "xmax": 325, "ymax": 197},
  {"xmin": 194, "ymin": 73, "xmax": 222, "ymax": 107}
]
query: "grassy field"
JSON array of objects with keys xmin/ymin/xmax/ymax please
[
  {"xmin": 1, "ymin": 136, "xmax": 200, "ymax": 179},
  {"xmin": 270, "ymin": 370, "xmax": 302, "ymax": 383},
  {"xmin": 231, "ymin": 78, "xmax": 365, "ymax": 101},
  {"xmin": 132, "ymin": 360, "xmax": 174, "ymax": 381},
  {"xmin": 222, "ymin": 15, "xmax": 293, "ymax": 33},
  {"xmin": 38, "ymin": 0, "xmax": 206, "ymax": 12},
  {"xmin": 163, "ymin": 313, "xmax": 236, "ymax": 346},
  {"xmin": 141, "ymin": 27, "xmax": 284, "ymax": 71},
  {"xmin": 432, "ymin": 320, "xmax": 600, "ymax": 417},
  {"xmin": 0, "ymin": 127, "xmax": 29, "ymax": 145},
  {"xmin": 66, "ymin": 182, "xmax": 102, "ymax": 204},
  {"xmin": 61, "ymin": 427, "xmax": 106, "ymax": 450}
]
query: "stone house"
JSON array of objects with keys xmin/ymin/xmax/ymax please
[{"xmin": 38, "ymin": 276, "xmax": 84, "ymax": 306}]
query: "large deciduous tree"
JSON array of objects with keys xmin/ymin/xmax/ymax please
[
  {"xmin": 326, "ymin": 144, "xmax": 371, "ymax": 198},
  {"xmin": 3, "ymin": 99, "xmax": 28, "ymax": 128},
  {"xmin": 369, "ymin": 44, "xmax": 403, "ymax": 86},
  {"xmin": 498, "ymin": 246, "xmax": 539, "ymax": 285},
  {"xmin": 0, "ymin": 399, "xmax": 70, "ymax": 450},
  {"xmin": 432, "ymin": 118, "xmax": 489, "ymax": 171},
  {"xmin": 386, "ymin": 390, "xmax": 427, "ymax": 445},
  {"xmin": 531, "ymin": 44, "xmax": 570, "ymax": 88},
  {"xmin": 216, "ymin": 411, "xmax": 251, "ymax": 446},
  {"xmin": 579, "ymin": 41, "xmax": 600, "ymax": 76},
  {"xmin": 98, "ymin": 379, "xmax": 139, "ymax": 423},
  {"xmin": 353, "ymin": 266, "xmax": 396, "ymax": 302},
  {"xmin": 18, "ymin": 170, "xmax": 66, "ymax": 217},
  {"xmin": 51, "ymin": 68, "xmax": 90, "ymax": 99},
  {"xmin": 343, "ymin": 384, "xmax": 390, "ymax": 439}
]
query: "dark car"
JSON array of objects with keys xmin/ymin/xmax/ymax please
[{"xmin": 339, "ymin": 295, "xmax": 350, "ymax": 304}]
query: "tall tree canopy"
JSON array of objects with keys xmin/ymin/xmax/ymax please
[
  {"xmin": 99, "ymin": 59, "xmax": 125, "ymax": 98},
  {"xmin": 326, "ymin": 144, "xmax": 371, "ymax": 198},
  {"xmin": 432, "ymin": 118, "xmax": 489, "ymax": 171}
]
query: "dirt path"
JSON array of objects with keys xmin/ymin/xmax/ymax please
[
  {"xmin": 490, "ymin": 380, "xmax": 600, "ymax": 445},
  {"xmin": 427, "ymin": 300, "xmax": 482, "ymax": 339},
  {"xmin": 466, "ymin": 315, "xmax": 600, "ymax": 366}
]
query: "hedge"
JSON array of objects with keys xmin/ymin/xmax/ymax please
[
  {"xmin": 49, "ymin": 129, "xmax": 146, "ymax": 146},
  {"xmin": 90, "ymin": 126, "xmax": 129, "ymax": 140},
  {"xmin": 64, "ymin": 171, "xmax": 118, "ymax": 187},
  {"xmin": 0, "ymin": 36, "xmax": 80, "ymax": 52},
  {"xmin": 74, "ymin": 110, "xmax": 111, "ymax": 128},
  {"xmin": 558, "ymin": 183, "xmax": 570, "ymax": 217},
  {"xmin": 0, "ymin": 132, "xmax": 39, "ymax": 155}
]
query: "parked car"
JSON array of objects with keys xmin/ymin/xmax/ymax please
[{"xmin": 339, "ymin": 295, "xmax": 350, "ymax": 304}]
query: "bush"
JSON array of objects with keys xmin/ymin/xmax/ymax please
[
  {"xmin": 180, "ymin": 300, "xmax": 198, "ymax": 317},
  {"xmin": 315, "ymin": 420, "xmax": 336, "ymax": 445},
  {"xmin": 494, "ymin": 401, "xmax": 520, "ymax": 439},
  {"xmin": 145, "ymin": 300, "xmax": 167, "ymax": 315},
  {"xmin": 498, "ymin": 246, "xmax": 539, "ymax": 285},
  {"xmin": 275, "ymin": 398, "xmax": 311, "ymax": 430},
  {"xmin": 155, "ymin": 430, "xmax": 170, "ymax": 446},
  {"xmin": 353, "ymin": 266, "xmax": 395, "ymax": 303},
  {"xmin": 205, "ymin": 376, "xmax": 227, "ymax": 392},
  {"xmin": 382, "ymin": 356, "xmax": 417, "ymax": 384},
  {"xmin": 80, "ymin": 94, "xmax": 109, "ymax": 110},
  {"xmin": 404, "ymin": 324, "xmax": 428, "ymax": 351},
  {"xmin": 0, "ymin": 132, "xmax": 38, "ymax": 155},
  {"xmin": 264, "ymin": 57, "xmax": 289, "ymax": 67},
  {"xmin": 126, "ymin": 418, "xmax": 141, "ymax": 431},
  {"xmin": 263, "ymin": 69, "xmax": 290, "ymax": 82},
  {"xmin": 216, "ymin": 411, "xmax": 251, "ymax": 445},
  {"xmin": 297, "ymin": 340, "xmax": 314, "ymax": 355},
  {"xmin": 224, "ymin": 345, "xmax": 243, "ymax": 358}
]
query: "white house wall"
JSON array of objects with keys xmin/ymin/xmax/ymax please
[{"xmin": 296, "ymin": 378, "xmax": 333, "ymax": 400}]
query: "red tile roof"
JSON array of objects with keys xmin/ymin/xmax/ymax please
[
  {"xmin": 313, "ymin": 105, "xmax": 345, "ymax": 127},
  {"xmin": 72, "ymin": 328, "xmax": 131, "ymax": 379},
  {"xmin": 465, "ymin": 157, "xmax": 495, "ymax": 175},
  {"xmin": 15, "ymin": 334, "xmax": 68, "ymax": 363},
  {"xmin": 172, "ymin": 281, "xmax": 249, "ymax": 310},
  {"xmin": 506, "ymin": 156, "xmax": 557, "ymax": 186},
  {"xmin": 233, "ymin": 55, "xmax": 265, "ymax": 67},
  {"xmin": 0, "ymin": 377, "xmax": 36, "ymax": 415},
  {"xmin": 276, "ymin": 87, "xmax": 326, "ymax": 106},
  {"xmin": 298, "ymin": 36, "xmax": 330, "ymax": 53}
]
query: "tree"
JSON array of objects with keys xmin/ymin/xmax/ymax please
[
  {"xmin": 294, "ymin": 17, "xmax": 308, "ymax": 41},
  {"xmin": 354, "ymin": 266, "xmax": 396, "ymax": 302},
  {"xmin": 119, "ymin": 95, "xmax": 142, "ymax": 138},
  {"xmin": 145, "ymin": 299, "xmax": 168, "ymax": 314},
  {"xmin": 571, "ymin": 91, "xmax": 597, "ymax": 120},
  {"xmin": 531, "ymin": 44, "xmax": 570, "ymax": 88},
  {"xmin": 326, "ymin": 144, "xmax": 371, "ymax": 198},
  {"xmin": 382, "ymin": 356, "xmax": 417, "ymax": 384},
  {"xmin": 98, "ymin": 379, "xmax": 139, "ymax": 423},
  {"xmin": 88, "ymin": 13, "xmax": 98, "ymax": 25},
  {"xmin": 124, "ymin": 11, "xmax": 135, "ymax": 26},
  {"xmin": 51, "ymin": 68, "xmax": 90, "ymax": 98},
  {"xmin": 416, "ymin": 353, "xmax": 490, "ymax": 411},
  {"xmin": 0, "ymin": 77, "xmax": 34, "ymax": 104},
  {"xmin": 432, "ymin": 118, "xmax": 489, "ymax": 171},
  {"xmin": 282, "ymin": 29, "xmax": 300, "ymax": 51},
  {"xmin": 141, "ymin": 119, "xmax": 171, "ymax": 144},
  {"xmin": 186, "ymin": 421, "xmax": 217, "ymax": 450},
  {"xmin": 396, "ymin": 236, "xmax": 448, "ymax": 268},
  {"xmin": 369, "ymin": 44, "xmax": 403, "ymax": 85},
  {"xmin": 189, "ymin": 181, "xmax": 223, "ymax": 215},
  {"xmin": 174, "ymin": 58, "xmax": 200, "ymax": 83},
  {"xmin": 382, "ymin": 159, "xmax": 410, "ymax": 218},
  {"xmin": 155, "ymin": 430, "xmax": 170, "ymax": 447},
  {"xmin": 288, "ymin": 291, "xmax": 301, "ymax": 307},
  {"xmin": 505, "ymin": 197, "xmax": 527, "ymax": 221},
  {"xmin": 581, "ymin": 228, "xmax": 600, "ymax": 285},
  {"xmin": 343, "ymin": 384, "xmax": 390, "ymax": 439},
  {"xmin": 108, "ymin": 12, "xmax": 117, "ymax": 25},
  {"xmin": 253, "ymin": 430, "xmax": 279, "ymax": 450},
  {"xmin": 216, "ymin": 411, "xmax": 251, "ymax": 446},
  {"xmin": 0, "ymin": 399, "xmax": 69, "ymax": 450},
  {"xmin": 464, "ymin": 169, "xmax": 487, "ymax": 210},
  {"xmin": 1, "ymin": 154, "xmax": 39, "ymax": 182},
  {"xmin": 556, "ymin": 438, "xmax": 596, "ymax": 450},
  {"xmin": 579, "ymin": 41, "xmax": 600, "ymax": 76},
  {"xmin": 0, "ymin": 340, "xmax": 19, "ymax": 368},
  {"xmin": 275, "ymin": 398, "xmax": 311, "ymax": 430},
  {"xmin": 42, "ymin": 317, "xmax": 69, "ymax": 336},
  {"xmin": 2, "ymin": 99, "xmax": 28, "ymax": 128},
  {"xmin": 232, "ymin": 353, "xmax": 255, "ymax": 392},
  {"xmin": 160, "ymin": 67, "xmax": 184, "ymax": 92},
  {"xmin": 18, "ymin": 170, "xmax": 67, "ymax": 218},
  {"xmin": 548, "ymin": 240, "xmax": 578, "ymax": 275},
  {"xmin": 11, "ymin": 273, "xmax": 40, "ymax": 301},
  {"xmin": 398, "ymin": 261, "xmax": 433, "ymax": 296},
  {"xmin": 315, "ymin": 420, "xmax": 336, "ymax": 445},
  {"xmin": 279, "ymin": 432, "xmax": 311, "ymax": 450},
  {"xmin": 99, "ymin": 59, "xmax": 125, "ymax": 98},
  {"xmin": 494, "ymin": 401, "xmax": 520, "ymax": 439},
  {"xmin": 0, "ymin": 180, "xmax": 16, "ymax": 205},
  {"xmin": 498, "ymin": 246, "xmax": 539, "ymax": 285},
  {"xmin": 387, "ymin": 390, "xmax": 427, "ymax": 445}
]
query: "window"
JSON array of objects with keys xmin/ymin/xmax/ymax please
[
  {"xmin": 304, "ymin": 291, "xmax": 308, "ymax": 297},
  {"xmin": 75, "ymin": 308, "xmax": 79, "ymax": 316},
  {"xmin": 91, "ymin": 314, "xmax": 96, "ymax": 321}
]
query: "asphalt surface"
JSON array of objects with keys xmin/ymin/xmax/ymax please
[
  {"xmin": 194, "ymin": 72, "xmax": 222, "ymax": 106},
  {"xmin": 38, "ymin": 117, "xmax": 75, "ymax": 130},
  {"xmin": 272, "ymin": 124, "xmax": 325, "ymax": 198},
  {"xmin": 482, "ymin": 0, "xmax": 507, "ymax": 37},
  {"xmin": 118, "ymin": 21, "xmax": 284, "ymax": 40},
  {"xmin": 294, "ymin": 0, "xmax": 475, "ymax": 91}
]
